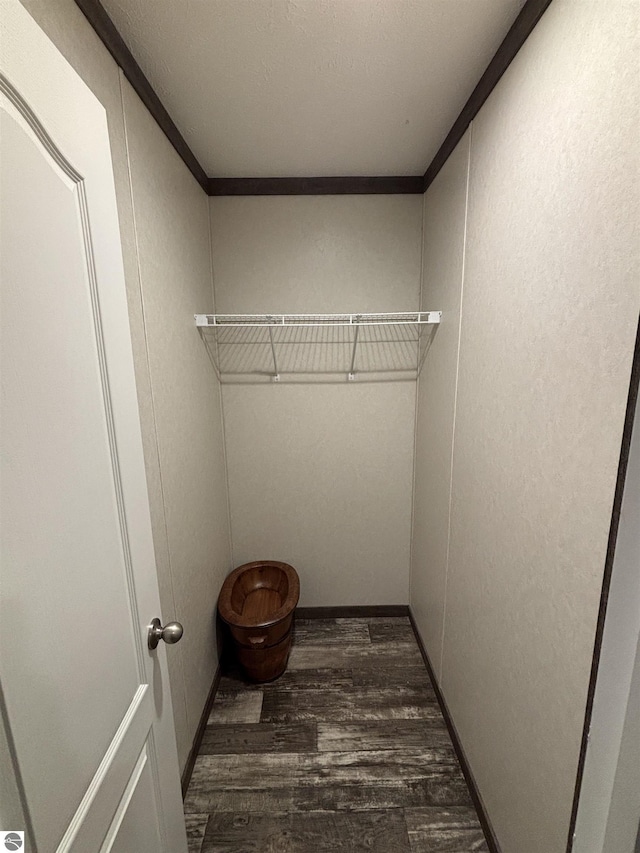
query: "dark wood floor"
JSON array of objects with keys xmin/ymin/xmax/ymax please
[{"xmin": 184, "ymin": 616, "xmax": 488, "ymax": 852}]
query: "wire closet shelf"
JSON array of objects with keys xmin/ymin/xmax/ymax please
[{"xmin": 195, "ymin": 312, "xmax": 442, "ymax": 383}]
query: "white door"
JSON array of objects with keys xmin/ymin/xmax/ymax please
[{"xmin": 0, "ymin": 2, "xmax": 188, "ymax": 851}]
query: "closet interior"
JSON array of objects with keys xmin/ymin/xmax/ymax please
[{"xmin": 10, "ymin": 0, "xmax": 639, "ymax": 851}]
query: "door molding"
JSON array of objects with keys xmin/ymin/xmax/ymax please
[
  {"xmin": 58, "ymin": 686, "xmax": 151, "ymax": 852},
  {"xmin": 567, "ymin": 317, "xmax": 640, "ymax": 851}
]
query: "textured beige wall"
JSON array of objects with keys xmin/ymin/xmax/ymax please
[
  {"xmin": 410, "ymin": 130, "xmax": 470, "ymax": 681},
  {"xmin": 411, "ymin": 1, "xmax": 640, "ymax": 851},
  {"xmin": 210, "ymin": 195, "xmax": 421, "ymax": 605},
  {"xmin": 120, "ymin": 81, "xmax": 232, "ymax": 768},
  {"xmin": 19, "ymin": 0, "xmax": 232, "ymax": 771}
]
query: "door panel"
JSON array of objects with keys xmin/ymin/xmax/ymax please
[
  {"xmin": 0, "ymin": 2, "xmax": 187, "ymax": 850},
  {"xmin": 106, "ymin": 748, "xmax": 163, "ymax": 853},
  {"xmin": 0, "ymin": 99, "xmax": 142, "ymax": 847}
]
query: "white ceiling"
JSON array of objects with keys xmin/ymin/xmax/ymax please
[{"xmin": 102, "ymin": 0, "xmax": 526, "ymax": 178}]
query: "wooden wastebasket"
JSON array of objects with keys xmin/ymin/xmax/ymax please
[{"xmin": 218, "ymin": 561, "xmax": 300, "ymax": 682}]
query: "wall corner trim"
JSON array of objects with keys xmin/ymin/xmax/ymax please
[
  {"xmin": 408, "ymin": 608, "xmax": 503, "ymax": 853},
  {"xmin": 565, "ymin": 315, "xmax": 640, "ymax": 851}
]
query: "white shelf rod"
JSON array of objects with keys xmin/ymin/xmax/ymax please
[{"xmin": 195, "ymin": 311, "xmax": 442, "ymax": 328}]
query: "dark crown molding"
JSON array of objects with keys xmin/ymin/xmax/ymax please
[
  {"xmin": 74, "ymin": 0, "xmax": 208, "ymax": 192},
  {"xmin": 75, "ymin": 0, "xmax": 553, "ymax": 195},
  {"xmin": 423, "ymin": 0, "xmax": 554, "ymax": 191},
  {"xmin": 209, "ymin": 176, "xmax": 423, "ymax": 196}
]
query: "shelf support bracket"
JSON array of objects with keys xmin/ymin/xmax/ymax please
[
  {"xmin": 348, "ymin": 324, "xmax": 359, "ymax": 381},
  {"xmin": 417, "ymin": 324, "xmax": 438, "ymax": 377},
  {"xmin": 268, "ymin": 326, "xmax": 280, "ymax": 381}
]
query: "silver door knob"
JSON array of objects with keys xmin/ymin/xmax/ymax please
[{"xmin": 148, "ymin": 618, "xmax": 184, "ymax": 650}]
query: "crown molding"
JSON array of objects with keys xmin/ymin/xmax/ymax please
[
  {"xmin": 423, "ymin": 0, "xmax": 554, "ymax": 191},
  {"xmin": 208, "ymin": 176, "xmax": 424, "ymax": 196},
  {"xmin": 74, "ymin": 0, "xmax": 208, "ymax": 192},
  {"xmin": 75, "ymin": 0, "xmax": 554, "ymax": 197}
]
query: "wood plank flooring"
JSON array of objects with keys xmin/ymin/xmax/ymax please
[{"xmin": 184, "ymin": 617, "xmax": 488, "ymax": 852}]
